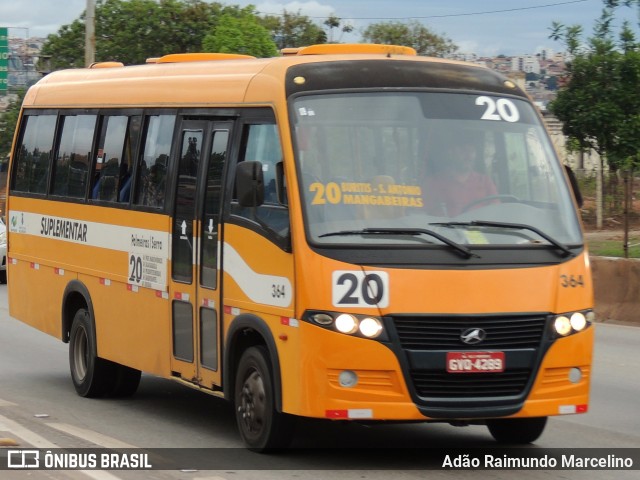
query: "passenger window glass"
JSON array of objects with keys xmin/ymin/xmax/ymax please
[
  {"xmin": 118, "ymin": 116, "xmax": 141, "ymax": 203},
  {"xmin": 134, "ymin": 115, "xmax": 175, "ymax": 208},
  {"xmin": 92, "ymin": 116, "xmax": 128, "ymax": 202},
  {"xmin": 12, "ymin": 115, "xmax": 57, "ymax": 194},
  {"xmin": 53, "ymin": 115, "xmax": 97, "ymax": 198}
]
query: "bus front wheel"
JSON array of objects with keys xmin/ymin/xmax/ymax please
[
  {"xmin": 486, "ymin": 416, "xmax": 547, "ymax": 444},
  {"xmin": 234, "ymin": 346, "xmax": 294, "ymax": 451},
  {"xmin": 69, "ymin": 308, "xmax": 114, "ymax": 398}
]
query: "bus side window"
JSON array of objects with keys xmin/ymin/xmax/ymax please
[
  {"xmin": 231, "ymin": 123, "xmax": 290, "ymax": 237},
  {"xmin": 134, "ymin": 115, "xmax": 175, "ymax": 209},
  {"xmin": 118, "ymin": 115, "xmax": 141, "ymax": 203},
  {"xmin": 92, "ymin": 116, "xmax": 128, "ymax": 202},
  {"xmin": 52, "ymin": 115, "xmax": 97, "ymax": 198},
  {"xmin": 11, "ymin": 114, "xmax": 57, "ymax": 195}
]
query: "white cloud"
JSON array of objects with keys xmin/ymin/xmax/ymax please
[{"xmin": 0, "ymin": 0, "xmax": 85, "ymax": 37}]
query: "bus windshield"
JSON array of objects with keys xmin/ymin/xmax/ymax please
[{"xmin": 292, "ymin": 92, "xmax": 582, "ymax": 248}]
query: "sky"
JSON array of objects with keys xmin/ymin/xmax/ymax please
[{"xmin": 1, "ymin": 0, "xmax": 639, "ymax": 56}]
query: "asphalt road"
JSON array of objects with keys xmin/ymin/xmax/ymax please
[{"xmin": 0, "ymin": 283, "xmax": 639, "ymax": 479}]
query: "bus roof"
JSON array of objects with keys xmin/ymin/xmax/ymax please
[{"xmin": 23, "ymin": 44, "xmax": 524, "ymax": 109}]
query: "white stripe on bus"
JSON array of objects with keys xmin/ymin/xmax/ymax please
[{"xmin": 223, "ymin": 243, "xmax": 292, "ymax": 308}]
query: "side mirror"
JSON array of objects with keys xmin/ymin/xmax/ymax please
[
  {"xmin": 564, "ymin": 165, "xmax": 583, "ymax": 208},
  {"xmin": 236, "ymin": 161, "xmax": 264, "ymax": 207}
]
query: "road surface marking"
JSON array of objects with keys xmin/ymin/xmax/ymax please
[
  {"xmin": 46, "ymin": 423, "xmax": 136, "ymax": 449},
  {"xmin": 0, "ymin": 414, "xmax": 124, "ymax": 480},
  {"xmin": 0, "ymin": 413, "xmax": 54, "ymax": 448}
]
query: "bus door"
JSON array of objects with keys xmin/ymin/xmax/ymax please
[{"xmin": 169, "ymin": 119, "xmax": 231, "ymax": 391}]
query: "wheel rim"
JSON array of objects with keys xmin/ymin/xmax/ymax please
[
  {"xmin": 71, "ymin": 324, "xmax": 89, "ymax": 382},
  {"xmin": 238, "ymin": 368, "xmax": 267, "ymax": 440}
]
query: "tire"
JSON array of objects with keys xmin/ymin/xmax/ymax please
[
  {"xmin": 109, "ymin": 364, "xmax": 141, "ymax": 397},
  {"xmin": 0, "ymin": 270, "xmax": 6, "ymax": 284},
  {"xmin": 487, "ymin": 417, "xmax": 548, "ymax": 444},
  {"xmin": 234, "ymin": 346, "xmax": 294, "ymax": 451},
  {"xmin": 68, "ymin": 308, "xmax": 116, "ymax": 398}
]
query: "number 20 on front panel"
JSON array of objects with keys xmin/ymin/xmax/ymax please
[{"xmin": 332, "ymin": 271, "xmax": 389, "ymax": 308}]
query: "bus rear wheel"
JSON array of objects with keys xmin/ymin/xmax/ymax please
[
  {"xmin": 69, "ymin": 308, "xmax": 141, "ymax": 398},
  {"xmin": 69, "ymin": 308, "xmax": 114, "ymax": 397},
  {"xmin": 486, "ymin": 417, "xmax": 547, "ymax": 444},
  {"xmin": 234, "ymin": 346, "xmax": 294, "ymax": 451},
  {"xmin": 109, "ymin": 364, "xmax": 141, "ymax": 397}
]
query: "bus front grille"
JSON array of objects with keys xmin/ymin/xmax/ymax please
[
  {"xmin": 389, "ymin": 314, "xmax": 549, "ymax": 401},
  {"xmin": 392, "ymin": 314, "xmax": 547, "ymax": 350},
  {"xmin": 410, "ymin": 369, "xmax": 531, "ymax": 398}
]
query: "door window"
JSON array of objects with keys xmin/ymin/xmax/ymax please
[
  {"xmin": 201, "ymin": 129, "xmax": 229, "ymax": 289},
  {"xmin": 172, "ymin": 129, "xmax": 203, "ymax": 283}
]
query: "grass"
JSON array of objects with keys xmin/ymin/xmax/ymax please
[{"xmin": 586, "ymin": 239, "xmax": 640, "ymax": 258}]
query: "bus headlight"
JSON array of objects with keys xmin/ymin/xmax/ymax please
[
  {"xmin": 554, "ymin": 316, "xmax": 572, "ymax": 336},
  {"xmin": 305, "ymin": 311, "xmax": 388, "ymax": 341},
  {"xmin": 570, "ymin": 312, "xmax": 587, "ymax": 332},
  {"xmin": 335, "ymin": 314, "xmax": 359, "ymax": 334},
  {"xmin": 552, "ymin": 310, "xmax": 593, "ymax": 337},
  {"xmin": 359, "ymin": 317, "xmax": 383, "ymax": 338}
]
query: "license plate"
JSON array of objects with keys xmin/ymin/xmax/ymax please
[{"xmin": 446, "ymin": 351, "xmax": 505, "ymax": 373}]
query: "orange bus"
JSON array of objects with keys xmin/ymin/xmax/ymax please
[{"xmin": 6, "ymin": 44, "xmax": 593, "ymax": 450}]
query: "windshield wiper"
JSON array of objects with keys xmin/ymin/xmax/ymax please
[
  {"xmin": 431, "ymin": 220, "xmax": 574, "ymax": 258},
  {"xmin": 318, "ymin": 227, "xmax": 477, "ymax": 259}
]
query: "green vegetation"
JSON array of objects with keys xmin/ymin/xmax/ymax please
[
  {"xmin": 361, "ymin": 20, "xmax": 458, "ymax": 57},
  {"xmin": 202, "ymin": 8, "xmax": 278, "ymax": 57},
  {"xmin": 0, "ymin": 90, "xmax": 25, "ymax": 157},
  {"xmin": 587, "ymin": 238, "xmax": 640, "ymax": 258},
  {"xmin": 41, "ymin": 0, "xmax": 459, "ymax": 69},
  {"xmin": 550, "ymin": 1, "xmax": 640, "ymax": 233}
]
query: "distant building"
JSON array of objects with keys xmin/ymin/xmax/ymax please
[{"xmin": 511, "ymin": 54, "xmax": 541, "ymax": 75}]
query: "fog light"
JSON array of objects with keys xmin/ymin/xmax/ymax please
[
  {"xmin": 335, "ymin": 314, "xmax": 358, "ymax": 334},
  {"xmin": 311, "ymin": 313, "xmax": 334, "ymax": 326},
  {"xmin": 359, "ymin": 317, "xmax": 383, "ymax": 338},
  {"xmin": 338, "ymin": 370, "xmax": 358, "ymax": 388},
  {"xmin": 570, "ymin": 312, "xmax": 587, "ymax": 332},
  {"xmin": 554, "ymin": 316, "xmax": 572, "ymax": 336},
  {"xmin": 569, "ymin": 367, "xmax": 582, "ymax": 384}
]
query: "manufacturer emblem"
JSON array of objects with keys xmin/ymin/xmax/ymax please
[{"xmin": 460, "ymin": 327, "xmax": 486, "ymax": 345}]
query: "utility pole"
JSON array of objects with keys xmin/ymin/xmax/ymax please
[{"xmin": 85, "ymin": 0, "xmax": 95, "ymax": 67}]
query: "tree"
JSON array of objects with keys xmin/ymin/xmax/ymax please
[
  {"xmin": 550, "ymin": 2, "xmax": 640, "ymax": 251},
  {"xmin": 323, "ymin": 14, "xmax": 353, "ymax": 43},
  {"xmin": 202, "ymin": 8, "xmax": 277, "ymax": 57},
  {"xmin": 259, "ymin": 10, "xmax": 326, "ymax": 49},
  {"xmin": 0, "ymin": 90, "xmax": 25, "ymax": 158},
  {"xmin": 362, "ymin": 20, "xmax": 457, "ymax": 57},
  {"xmin": 41, "ymin": 0, "xmax": 244, "ymax": 68},
  {"xmin": 40, "ymin": 19, "xmax": 86, "ymax": 69}
]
